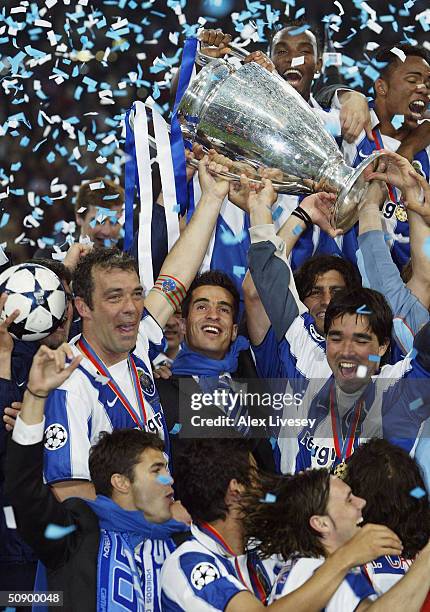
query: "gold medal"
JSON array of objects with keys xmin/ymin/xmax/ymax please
[
  {"xmin": 333, "ymin": 460, "xmax": 348, "ymax": 479},
  {"xmin": 395, "ymin": 205, "xmax": 408, "ymax": 222}
]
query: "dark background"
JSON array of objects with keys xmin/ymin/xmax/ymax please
[{"xmin": 0, "ymin": 0, "xmax": 429, "ymax": 262}]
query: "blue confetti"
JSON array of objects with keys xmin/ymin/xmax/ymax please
[
  {"xmin": 45, "ymin": 523, "xmax": 77, "ymax": 540},
  {"xmin": 364, "ymin": 65, "xmax": 380, "ymax": 81},
  {"xmin": 293, "ymin": 224, "xmax": 303, "ymax": 236},
  {"xmin": 410, "ymin": 486, "xmax": 426, "ymax": 499},
  {"xmin": 0, "ymin": 213, "xmax": 10, "ymax": 229},
  {"xmin": 368, "ymin": 354, "xmax": 381, "ymax": 363},
  {"xmin": 356, "ymin": 305, "xmax": 372, "ymax": 315},
  {"xmin": 233, "ymin": 265, "xmax": 246, "ymax": 278},
  {"xmin": 156, "ymin": 475, "xmax": 173, "ymax": 485},
  {"xmin": 272, "ymin": 206, "xmax": 283, "ymax": 222},
  {"xmin": 260, "ymin": 492, "xmax": 277, "ymax": 503},
  {"xmin": 391, "ymin": 115, "xmax": 404, "ymax": 129},
  {"xmin": 288, "ymin": 24, "xmax": 309, "ymax": 36},
  {"xmin": 220, "ymin": 228, "xmax": 247, "ymax": 246},
  {"xmin": 269, "ymin": 437, "xmax": 277, "ymax": 450},
  {"xmin": 409, "ymin": 397, "xmax": 424, "ymax": 411},
  {"xmin": 169, "ymin": 423, "xmax": 182, "ymax": 435}
]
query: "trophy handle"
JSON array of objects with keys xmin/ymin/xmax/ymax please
[{"xmin": 196, "ymin": 41, "xmax": 250, "ymax": 67}]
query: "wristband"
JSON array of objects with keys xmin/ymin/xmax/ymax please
[
  {"xmin": 26, "ymin": 386, "xmax": 49, "ymax": 399},
  {"xmin": 291, "ymin": 206, "xmax": 313, "ymax": 230}
]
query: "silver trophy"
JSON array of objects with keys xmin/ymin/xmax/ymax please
[{"xmin": 178, "ymin": 57, "xmax": 382, "ymax": 231}]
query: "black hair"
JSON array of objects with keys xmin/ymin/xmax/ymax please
[
  {"xmin": 89, "ymin": 429, "xmax": 164, "ymax": 497},
  {"xmin": 72, "ymin": 247, "xmax": 139, "ymax": 309},
  {"xmin": 269, "ymin": 17, "xmax": 324, "ymax": 57},
  {"xmin": 294, "ymin": 255, "xmax": 361, "ymax": 303},
  {"xmin": 373, "ymin": 44, "xmax": 430, "ymax": 80},
  {"xmin": 181, "ymin": 270, "xmax": 240, "ymax": 323},
  {"xmin": 324, "ymin": 287, "xmax": 392, "ymax": 348},
  {"xmin": 345, "ymin": 439, "xmax": 430, "ymax": 558},
  {"xmin": 174, "ymin": 439, "xmax": 253, "ymax": 522}
]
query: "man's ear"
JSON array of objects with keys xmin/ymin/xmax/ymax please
[
  {"xmin": 74, "ymin": 295, "xmax": 91, "ymax": 320},
  {"xmin": 375, "ymin": 78, "xmax": 387, "ymax": 97},
  {"xmin": 111, "ymin": 473, "xmax": 131, "ymax": 495},
  {"xmin": 378, "ymin": 339, "xmax": 390, "ymax": 358},
  {"xmin": 75, "ymin": 214, "xmax": 83, "ymax": 227},
  {"xmin": 231, "ymin": 323, "xmax": 238, "ymax": 342},
  {"xmin": 315, "ymin": 56, "xmax": 323, "ymax": 76},
  {"xmin": 309, "ymin": 514, "xmax": 330, "ymax": 536}
]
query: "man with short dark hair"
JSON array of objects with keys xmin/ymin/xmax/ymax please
[
  {"xmin": 156, "ymin": 269, "xmax": 275, "ymax": 473},
  {"xmin": 160, "ymin": 439, "xmax": 403, "ymax": 612},
  {"xmin": 4, "ymin": 343, "xmax": 184, "ymax": 611},
  {"xmin": 41, "ymin": 158, "xmax": 234, "ymax": 501},
  {"xmin": 242, "ymin": 469, "xmax": 430, "ymax": 610}
]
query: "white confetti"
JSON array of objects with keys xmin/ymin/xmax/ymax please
[
  {"xmin": 291, "ymin": 56, "xmax": 305, "ymax": 67},
  {"xmin": 367, "ymin": 21, "xmax": 383, "ymax": 34},
  {"xmin": 391, "ymin": 47, "xmax": 406, "ymax": 62},
  {"xmin": 357, "ymin": 365, "xmax": 368, "ymax": 378},
  {"xmin": 89, "ymin": 181, "xmax": 105, "ymax": 191},
  {"xmin": 47, "ymin": 30, "xmax": 57, "ymax": 46},
  {"xmin": 3, "ymin": 506, "xmax": 17, "ymax": 529}
]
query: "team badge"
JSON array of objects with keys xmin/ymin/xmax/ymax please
[
  {"xmin": 411, "ymin": 160, "xmax": 425, "ymax": 178},
  {"xmin": 44, "ymin": 423, "xmax": 68, "ymax": 451},
  {"xmin": 137, "ymin": 368, "xmax": 155, "ymax": 395},
  {"xmin": 190, "ymin": 562, "xmax": 220, "ymax": 590},
  {"xmin": 162, "ymin": 278, "xmax": 177, "ymax": 293}
]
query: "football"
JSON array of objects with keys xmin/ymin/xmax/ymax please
[{"xmin": 0, "ymin": 263, "xmax": 67, "ymax": 341}]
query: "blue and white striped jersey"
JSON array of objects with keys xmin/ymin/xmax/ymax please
[
  {"xmin": 269, "ymin": 557, "xmax": 376, "ymax": 610},
  {"xmin": 43, "ymin": 309, "xmax": 169, "ymax": 484},
  {"xmin": 160, "ymin": 523, "xmax": 277, "ymax": 611},
  {"xmin": 364, "ymin": 555, "xmax": 412, "ymax": 596}
]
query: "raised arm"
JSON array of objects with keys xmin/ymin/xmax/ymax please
[
  {"xmin": 145, "ymin": 157, "xmax": 229, "ymax": 328},
  {"xmin": 4, "ymin": 344, "xmax": 82, "ymax": 567}
]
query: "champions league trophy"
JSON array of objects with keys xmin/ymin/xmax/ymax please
[{"xmin": 177, "ymin": 57, "xmax": 383, "ymax": 231}]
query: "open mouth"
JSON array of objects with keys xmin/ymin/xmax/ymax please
[
  {"xmin": 356, "ymin": 517, "xmax": 364, "ymax": 526},
  {"xmin": 202, "ymin": 325, "xmax": 221, "ymax": 336},
  {"xmin": 282, "ymin": 68, "xmax": 303, "ymax": 86},
  {"xmin": 117, "ymin": 323, "xmax": 137, "ymax": 334},
  {"xmin": 338, "ymin": 361, "xmax": 359, "ymax": 378},
  {"xmin": 408, "ymin": 100, "xmax": 427, "ymax": 118}
]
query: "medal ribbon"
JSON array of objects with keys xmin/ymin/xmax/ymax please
[
  {"xmin": 372, "ymin": 128, "xmax": 400, "ymax": 206},
  {"xmin": 198, "ymin": 522, "xmax": 267, "ymax": 602},
  {"xmin": 77, "ymin": 336, "xmax": 147, "ymax": 429},
  {"xmin": 329, "ymin": 385, "xmax": 363, "ymax": 462}
]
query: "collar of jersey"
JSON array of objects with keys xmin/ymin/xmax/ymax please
[{"xmin": 191, "ymin": 522, "xmax": 241, "ymax": 559}]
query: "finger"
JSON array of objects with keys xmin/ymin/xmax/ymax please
[
  {"xmin": 366, "ymin": 172, "xmax": 389, "ymax": 182},
  {"xmin": 10, "ymin": 402, "xmax": 23, "ymax": 410},
  {"xmin": 365, "ymin": 121, "xmax": 374, "ymax": 141},
  {"xmin": 153, "ymin": 370, "xmax": 161, "ymax": 379},
  {"xmin": 4, "ymin": 407, "xmax": 20, "ymax": 418},
  {"xmin": 1, "ymin": 308, "xmax": 20, "ymax": 328}
]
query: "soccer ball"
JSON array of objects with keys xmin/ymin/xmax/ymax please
[{"xmin": 0, "ymin": 263, "xmax": 67, "ymax": 341}]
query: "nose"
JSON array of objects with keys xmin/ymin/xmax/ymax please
[
  {"xmin": 206, "ymin": 306, "xmax": 220, "ymax": 320},
  {"xmin": 354, "ymin": 495, "xmax": 366, "ymax": 511},
  {"xmin": 320, "ymin": 289, "xmax": 332, "ymax": 307}
]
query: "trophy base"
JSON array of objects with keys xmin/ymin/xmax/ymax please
[{"xmin": 334, "ymin": 150, "xmax": 384, "ymax": 231}]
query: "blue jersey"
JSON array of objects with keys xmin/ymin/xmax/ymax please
[
  {"xmin": 43, "ymin": 310, "xmax": 170, "ymax": 484},
  {"xmin": 160, "ymin": 523, "xmax": 277, "ymax": 611},
  {"xmin": 270, "ymin": 557, "xmax": 376, "ymax": 610},
  {"xmin": 341, "ymin": 105, "xmax": 430, "ymax": 271}
]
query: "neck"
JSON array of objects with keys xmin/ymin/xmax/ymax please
[
  {"xmin": 166, "ymin": 345, "xmax": 180, "ymax": 360},
  {"xmin": 324, "ymin": 538, "xmax": 341, "ymax": 557},
  {"xmin": 81, "ymin": 332, "xmax": 128, "ymax": 367},
  {"xmin": 208, "ymin": 515, "xmax": 245, "ymax": 556},
  {"xmin": 374, "ymin": 97, "xmax": 402, "ymax": 139}
]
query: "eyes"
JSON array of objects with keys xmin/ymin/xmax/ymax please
[
  {"xmin": 195, "ymin": 303, "xmax": 231, "ymax": 314},
  {"xmin": 107, "ymin": 290, "xmax": 144, "ymax": 302}
]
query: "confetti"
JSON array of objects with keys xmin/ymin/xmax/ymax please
[
  {"xmin": 233, "ymin": 265, "xmax": 246, "ymax": 278},
  {"xmin": 292, "ymin": 224, "xmax": 304, "ymax": 236},
  {"xmin": 423, "ymin": 237, "xmax": 430, "ymax": 259},
  {"xmin": 156, "ymin": 475, "xmax": 173, "ymax": 485},
  {"xmin": 45, "ymin": 523, "xmax": 77, "ymax": 539},
  {"xmin": 367, "ymin": 354, "xmax": 381, "ymax": 363},
  {"xmin": 356, "ymin": 365, "xmax": 368, "ymax": 378},
  {"xmin": 409, "ymin": 397, "xmax": 424, "ymax": 411},
  {"xmin": 410, "ymin": 487, "xmax": 426, "ymax": 499},
  {"xmin": 169, "ymin": 423, "xmax": 182, "ymax": 435},
  {"xmin": 3, "ymin": 506, "xmax": 17, "ymax": 529},
  {"xmin": 260, "ymin": 493, "xmax": 277, "ymax": 503},
  {"xmin": 356, "ymin": 305, "xmax": 372, "ymax": 315}
]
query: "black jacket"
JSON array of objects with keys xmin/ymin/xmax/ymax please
[
  {"xmin": 5, "ymin": 438, "xmax": 99, "ymax": 611},
  {"xmin": 157, "ymin": 349, "xmax": 276, "ymax": 475}
]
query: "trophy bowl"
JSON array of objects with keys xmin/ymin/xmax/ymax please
[{"xmin": 177, "ymin": 59, "xmax": 382, "ymax": 231}]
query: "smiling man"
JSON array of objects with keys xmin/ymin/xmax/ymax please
[
  {"xmin": 156, "ymin": 270, "xmax": 276, "ymax": 474},
  {"xmin": 243, "ymin": 469, "xmax": 430, "ymax": 611},
  {"xmin": 40, "ymin": 157, "xmax": 237, "ymax": 501}
]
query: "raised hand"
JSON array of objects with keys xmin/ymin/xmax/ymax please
[
  {"xmin": 247, "ymin": 177, "xmax": 278, "ymax": 211},
  {"xmin": 340, "ymin": 523, "xmax": 403, "ymax": 567},
  {"xmin": 3, "ymin": 401, "xmax": 22, "ymax": 432},
  {"xmin": 300, "ymin": 192, "xmax": 342, "ymax": 238},
  {"xmin": 366, "ymin": 149, "xmax": 422, "ymax": 202},
  {"xmin": 27, "ymin": 343, "xmax": 82, "ymax": 397},
  {"xmin": 199, "ymin": 28, "xmax": 232, "ymax": 58},
  {"xmin": 243, "ymin": 50, "xmax": 275, "ymax": 73},
  {"xmin": 339, "ymin": 92, "xmax": 373, "ymax": 143},
  {"xmin": 63, "ymin": 243, "xmax": 92, "ymax": 272},
  {"xmin": 405, "ymin": 171, "xmax": 430, "ymax": 225},
  {"xmin": 197, "ymin": 156, "xmax": 230, "ymax": 201}
]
